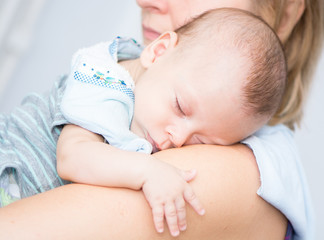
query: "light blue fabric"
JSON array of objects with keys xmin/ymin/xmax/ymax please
[
  {"xmin": 61, "ymin": 38, "xmax": 152, "ymax": 153},
  {"xmin": 242, "ymin": 124, "xmax": 314, "ymax": 240}
]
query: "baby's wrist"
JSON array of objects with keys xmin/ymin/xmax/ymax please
[
  {"xmin": 140, "ymin": 156, "xmax": 162, "ymax": 187},
  {"xmin": 133, "ymin": 154, "xmax": 156, "ymax": 189}
]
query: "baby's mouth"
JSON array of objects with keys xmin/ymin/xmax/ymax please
[{"xmin": 146, "ymin": 133, "xmax": 159, "ymax": 153}]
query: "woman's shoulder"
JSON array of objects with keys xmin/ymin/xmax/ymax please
[
  {"xmin": 153, "ymin": 145, "xmax": 288, "ymax": 239},
  {"xmin": 0, "ymin": 144, "xmax": 287, "ymax": 240}
]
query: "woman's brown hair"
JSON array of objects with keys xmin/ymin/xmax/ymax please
[{"xmin": 258, "ymin": 0, "xmax": 324, "ymax": 129}]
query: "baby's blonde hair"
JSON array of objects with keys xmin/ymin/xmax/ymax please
[
  {"xmin": 256, "ymin": 0, "xmax": 324, "ymax": 129},
  {"xmin": 175, "ymin": 8, "xmax": 287, "ymax": 120}
]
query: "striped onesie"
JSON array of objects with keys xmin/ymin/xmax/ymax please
[{"xmin": 0, "ymin": 76, "xmax": 71, "ymax": 207}]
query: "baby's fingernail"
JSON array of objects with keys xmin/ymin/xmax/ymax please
[
  {"xmin": 180, "ymin": 225, "xmax": 187, "ymax": 231},
  {"xmin": 172, "ymin": 230, "xmax": 180, "ymax": 237},
  {"xmin": 199, "ymin": 209, "xmax": 206, "ymax": 215},
  {"xmin": 157, "ymin": 228, "xmax": 164, "ymax": 233}
]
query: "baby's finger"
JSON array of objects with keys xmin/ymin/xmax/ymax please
[
  {"xmin": 175, "ymin": 197, "xmax": 187, "ymax": 231},
  {"xmin": 184, "ymin": 187, "xmax": 205, "ymax": 216},
  {"xmin": 152, "ymin": 205, "xmax": 165, "ymax": 233},
  {"xmin": 181, "ymin": 169, "xmax": 197, "ymax": 182},
  {"xmin": 164, "ymin": 202, "xmax": 180, "ymax": 237}
]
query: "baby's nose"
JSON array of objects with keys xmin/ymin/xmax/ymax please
[{"xmin": 171, "ymin": 128, "xmax": 192, "ymax": 148}]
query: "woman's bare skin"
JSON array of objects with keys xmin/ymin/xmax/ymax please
[{"xmin": 0, "ymin": 144, "xmax": 287, "ymax": 240}]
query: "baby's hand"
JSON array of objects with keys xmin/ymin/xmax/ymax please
[{"xmin": 142, "ymin": 158, "xmax": 205, "ymax": 237}]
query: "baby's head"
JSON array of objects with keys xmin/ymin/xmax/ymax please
[
  {"xmin": 175, "ymin": 8, "xmax": 287, "ymax": 121},
  {"xmin": 132, "ymin": 8, "xmax": 286, "ymax": 149}
]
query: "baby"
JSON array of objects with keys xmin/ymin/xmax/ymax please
[
  {"xmin": 58, "ymin": 8, "xmax": 286, "ymax": 237},
  {"xmin": 0, "ymin": 8, "xmax": 286, "ymax": 238}
]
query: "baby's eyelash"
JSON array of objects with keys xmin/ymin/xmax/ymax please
[{"xmin": 175, "ymin": 96, "xmax": 185, "ymax": 115}]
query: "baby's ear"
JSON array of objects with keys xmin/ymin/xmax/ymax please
[{"xmin": 140, "ymin": 31, "xmax": 178, "ymax": 68}]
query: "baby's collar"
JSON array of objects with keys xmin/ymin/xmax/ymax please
[{"xmin": 109, "ymin": 36, "xmax": 144, "ymax": 62}]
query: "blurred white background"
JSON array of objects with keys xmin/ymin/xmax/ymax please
[{"xmin": 0, "ymin": 0, "xmax": 323, "ymax": 238}]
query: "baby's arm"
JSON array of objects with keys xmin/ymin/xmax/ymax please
[
  {"xmin": 56, "ymin": 124, "xmax": 205, "ymax": 237},
  {"xmin": 57, "ymin": 124, "xmax": 150, "ymax": 189}
]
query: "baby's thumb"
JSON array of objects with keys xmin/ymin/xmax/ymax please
[{"xmin": 182, "ymin": 169, "xmax": 197, "ymax": 182}]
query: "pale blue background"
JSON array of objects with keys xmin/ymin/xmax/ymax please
[{"xmin": 0, "ymin": 0, "xmax": 323, "ymax": 238}]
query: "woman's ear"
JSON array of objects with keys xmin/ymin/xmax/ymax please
[
  {"xmin": 140, "ymin": 31, "xmax": 178, "ymax": 68},
  {"xmin": 277, "ymin": 0, "xmax": 305, "ymax": 42}
]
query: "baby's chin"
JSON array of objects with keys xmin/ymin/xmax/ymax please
[{"xmin": 144, "ymin": 132, "xmax": 159, "ymax": 153}]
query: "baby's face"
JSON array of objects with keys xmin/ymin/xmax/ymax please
[{"xmin": 131, "ymin": 43, "xmax": 266, "ymax": 152}]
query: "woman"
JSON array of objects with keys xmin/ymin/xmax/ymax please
[{"xmin": 0, "ymin": 0, "xmax": 323, "ymax": 239}]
